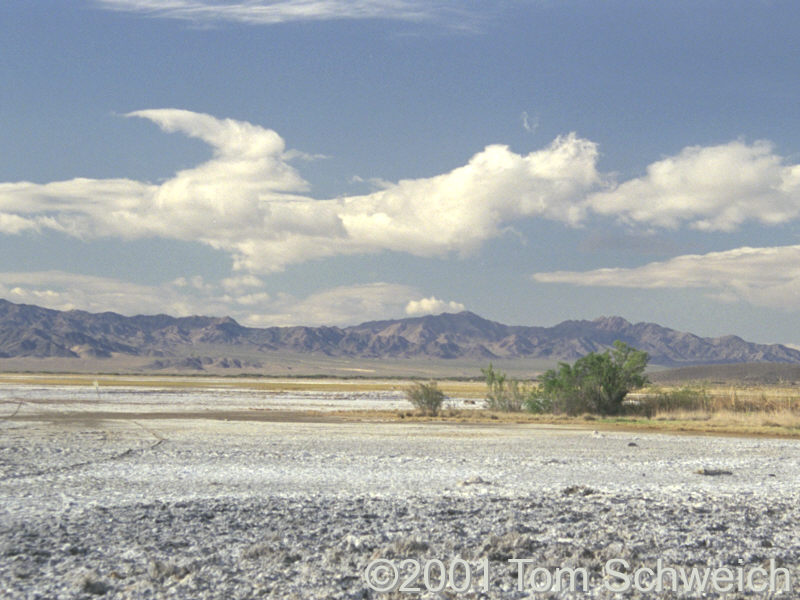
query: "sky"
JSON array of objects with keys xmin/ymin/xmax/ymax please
[{"xmin": 2, "ymin": 1, "xmax": 800, "ymax": 344}]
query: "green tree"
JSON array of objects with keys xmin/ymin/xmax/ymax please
[{"xmin": 538, "ymin": 341, "xmax": 649, "ymax": 415}]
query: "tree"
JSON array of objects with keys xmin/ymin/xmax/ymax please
[
  {"xmin": 538, "ymin": 341, "xmax": 649, "ymax": 415},
  {"xmin": 404, "ymin": 381, "xmax": 446, "ymax": 416}
]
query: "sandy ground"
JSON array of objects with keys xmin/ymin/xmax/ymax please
[{"xmin": 1, "ymin": 385, "xmax": 800, "ymax": 598}]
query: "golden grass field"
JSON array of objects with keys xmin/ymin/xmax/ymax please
[{"xmin": 2, "ymin": 373, "xmax": 800, "ymax": 438}]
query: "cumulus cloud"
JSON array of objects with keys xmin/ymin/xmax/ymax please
[
  {"xmin": 0, "ymin": 272, "xmax": 465, "ymax": 327},
  {"xmin": 405, "ymin": 296, "xmax": 465, "ymax": 316},
  {"xmin": 249, "ymin": 282, "xmax": 466, "ymax": 326},
  {"xmin": 94, "ymin": 0, "xmax": 472, "ymax": 27},
  {"xmin": 589, "ymin": 140, "xmax": 800, "ymax": 231},
  {"xmin": 0, "ymin": 109, "xmax": 602, "ymax": 273},
  {"xmin": 533, "ymin": 244, "xmax": 800, "ymax": 310},
  {"xmin": 336, "ymin": 135, "xmax": 599, "ymax": 258}
]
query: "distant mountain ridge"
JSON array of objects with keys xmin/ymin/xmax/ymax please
[{"xmin": 0, "ymin": 298, "xmax": 798, "ymax": 367}]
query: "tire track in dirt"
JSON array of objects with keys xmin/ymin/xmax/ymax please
[{"xmin": 0, "ymin": 412, "xmax": 167, "ymax": 482}]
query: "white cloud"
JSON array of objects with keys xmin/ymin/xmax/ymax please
[
  {"xmin": 521, "ymin": 111, "xmax": 539, "ymax": 134},
  {"xmin": 0, "ymin": 213, "xmax": 40, "ymax": 234},
  {"xmin": 588, "ymin": 140, "xmax": 800, "ymax": 231},
  {"xmin": 0, "ymin": 109, "xmax": 602, "ymax": 273},
  {"xmin": 405, "ymin": 296, "xmax": 465, "ymax": 316},
  {"xmin": 220, "ymin": 274, "xmax": 265, "ymax": 292},
  {"xmin": 0, "ymin": 271, "xmax": 211, "ymax": 317},
  {"xmin": 336, "ymin": 135, "xmax": 599, "ymax": 259},
  {"xmin": 0, "ymin": 272, "xmax": 465, "ymax": 327},
  {"xmin": 8, "ymin": 109, "xmax": 800, "ymax": 290},
  {"xmin": 248, "ymin": 283, "xmax": 466, "ymax": 326},
  {"xmin": 533, "ymin": 244, "xmax": 800, "ymax": 310},
  {"xmin": 0, "ymin": 178, "xmax": 157, "ymax": 238},
  {"xmin": 93, "ymin": 0, "xmax": 472, "ymax": 26},
  {"xmin": 234, "ymin": 292, "xmax": 272, "ymax": 306}
]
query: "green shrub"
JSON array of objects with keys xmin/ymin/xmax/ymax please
[
  {"xmin": 523, "ymin": 388, "xmax": 554, "ymax": 414},
  {"xmin": 539, "ymin": 341, "xmax": 650, "ymax": 416},
  {"xmin": 404, "ymin": 381, "xmax": 446, "ymax": 416}
]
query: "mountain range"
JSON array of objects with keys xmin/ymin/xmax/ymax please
[{"xmin": 0, "ymin": 298, "xmax": 799, "ymax": 371}]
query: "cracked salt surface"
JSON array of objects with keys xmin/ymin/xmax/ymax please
[{"xmin": 1, "ymin": 385, "xmax": 799, "ymax": 598}]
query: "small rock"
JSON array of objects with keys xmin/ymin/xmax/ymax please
[
  {"xmin": 695, "ymin": 468, "xmax": 733, "ymax": 476},
  {"xmin": 458, "ymin": 475, "xmax": 490, "ymax": 486},
  {"xmin": 561, "ymin": 485, "xmax": 597, "ymax": 496},
  {"xmin": 73, "ymin": 569, "xmax": 111, "ymax": 596}
]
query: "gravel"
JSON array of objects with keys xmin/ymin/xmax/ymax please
[{"xmin": 1, "ymin": 387, "xmax": 800, "ymax": 598}]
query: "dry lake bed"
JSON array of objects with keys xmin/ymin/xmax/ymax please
[{"xmin": 1, "ymin": 381, "xmax": 799, "ymax": 598}]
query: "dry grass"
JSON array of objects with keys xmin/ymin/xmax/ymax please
[
  {"xmin": 334, "ymin": 408, "xmax": 584, "ymax": 425},
  {"xmin": 653, "ymin": 408, "xmax": 800, "ymax": 429},
  {"xmin": 705, "ymin": 386, "xmax": 800, "ymax": 412},
  {"xmin": 632, "ymin": 385, "xmax": 800, "ymax": 412},
  {"xmin": 332, "ymin": 406, "xmax": 800, "ymax": 438},
  {"xmin": 602, "ymin": 385, "xmax": 800, "ymax": 437}
]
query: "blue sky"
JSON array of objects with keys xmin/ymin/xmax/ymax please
[{"xmin": 2, "ymin": 1, "xmax": 800, "ymax": 344}]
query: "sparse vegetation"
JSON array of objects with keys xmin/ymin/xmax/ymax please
[
  {"xmin": 404, "ymin": 381, "xmax": 446, "ymax": 416},
  {"xmin": 629, "ymin": 386, "xmax": 711, "ymax": 416},
  {"xmin": 481, "ymin": 364, "xmax": 549, "ymax": 412},
  {"xmin": 630, "ymin": 384, "xmax": 800, "ymax": 418},
  {"xmin": 482, "ymin": 364, "xmax": 519, "ymax": 411},
  {"xmin": 6, "ymin": 371, "xmax": 800, "ymax": 437}
]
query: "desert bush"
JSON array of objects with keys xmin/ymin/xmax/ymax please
[
  {"xmin": 481, "ymin": 364, "xmax": 552, "ymax": 413},
  {"xmin": 482, "ymin": 364, "xmax": 514, "ymax": 411},
  {"xmin": 404, "ymin": 381, "xmax": 446, "ymax": 416},
  {"xmin": 482, "ymin": 364, "xmax": 523, "ymax": 411},
  {"xmin": 539, "ymin": 341, "xmax": 649, "ymax": 415},
  {"xmin": 523, "ymin": 389, "xmax": 554, "ymax": 414}
]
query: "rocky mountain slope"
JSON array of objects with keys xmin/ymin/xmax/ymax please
[{"xmin": 0, "ymin": 298, "xmax": 798, "ymax": 367}]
